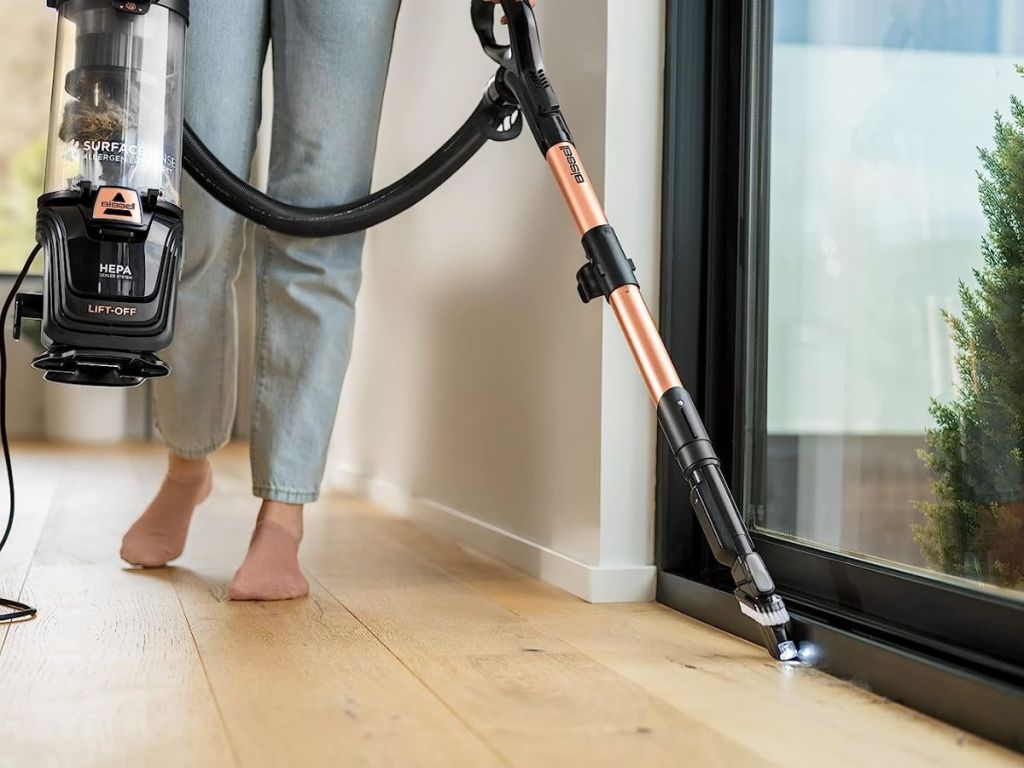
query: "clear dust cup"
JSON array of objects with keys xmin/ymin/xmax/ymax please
[{"xmin": 44, "ymin": 0, "xmax": 186, "ymax": 206}]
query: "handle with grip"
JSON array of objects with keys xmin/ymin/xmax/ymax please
[{"xmin": 471, "ymin": 0, "xmax": 513, "ymax": 65}]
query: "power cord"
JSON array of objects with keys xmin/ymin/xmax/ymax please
[{"xmin": 0, "ymin": 244, "xmax": 41, "ymax": 624}]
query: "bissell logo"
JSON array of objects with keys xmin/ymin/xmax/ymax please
[
  {"xmin": 99, "ymin": 263, "xmax": 133, "ymax": 278},
  {"xmin": 101, "ymin": 193, "xmax": 137, "ymax": 217},
  {"xmin": 561, "ymin": 145, "xmax": 586, "ymax": 184},
  {"xmin": 87, "ymin": 304, "xmax": 138, "ymax": 317},
  {"xmin": 93, "ymin": 188, "xmax": 143, "ymax": 225}
]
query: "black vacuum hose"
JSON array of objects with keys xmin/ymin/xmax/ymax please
[{"xmin": 183, "ymin": 92, "xmax": 519, "ymax": 238}]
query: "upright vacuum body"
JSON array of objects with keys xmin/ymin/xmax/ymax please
[{"xmin": 16, "ymin": 0, "xmax": 188, "ymax": 386}]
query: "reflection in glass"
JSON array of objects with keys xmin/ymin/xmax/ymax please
[{"xmin": 762, "ymin": 0, "xmax": 1024, "ymax": 594}]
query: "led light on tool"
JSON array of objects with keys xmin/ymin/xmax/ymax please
[{"xmin": 777, "ymin": 641, "xmax": 799, "ymax": 662}]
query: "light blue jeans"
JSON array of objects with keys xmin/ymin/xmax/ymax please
[{"xmin": 154, "ymin": 1, "xmax": 401, "ymax": 503}]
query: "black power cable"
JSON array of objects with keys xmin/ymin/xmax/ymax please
[{"xmin": 0, "ymin": 244, "xmax": 41, "ymax": 624}]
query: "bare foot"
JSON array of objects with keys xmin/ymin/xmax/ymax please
[
  {"xmin": 120, "ymin": 454, "xmax": 212, "ymax": 568},
  {"xmin": 228, "ymin": 501, "xmax": 309, "ymax": 601}
]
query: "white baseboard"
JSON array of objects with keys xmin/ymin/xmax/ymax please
[{"xmin": 330, "ymin": 467, "xmax": 656, "ymax": 604}]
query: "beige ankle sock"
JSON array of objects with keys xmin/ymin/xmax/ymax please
[
  {"xmin": 228, "ymin": 504, "xmax": 309, "ymax": 602},
  {"xmin": 120, "ymin": 457, "xmax": 212, "ymax": 568}
]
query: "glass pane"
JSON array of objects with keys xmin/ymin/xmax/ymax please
[{"xmin": 762, "ymin": 0, "xmax": 1024, "ymax": 596}]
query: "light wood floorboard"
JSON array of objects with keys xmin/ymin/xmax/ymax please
[
  {"xmin": 364, "ymin": 509, "xmax": 1013, "ymax": 767},
  {"xmin": 305, "ymin": 518, "xmax": 761, "ymax": 767},
  {"xmin": 0, "ymin": 443, "xmax": 1019, "ymax": 768},
  {"xmin": 20, "ymin": 445, "xmax": 503, "ymax": 768},
  {"xmin": 0, "ymin": 445, "xmax": 64, "ymax": 661},
  {"xmin": 0, "ymin": 448, "xmax": 236, "ymax": 767},
  {"xmin": 0, "ymin": 564, "xmax": 237, "ymax": 768}
]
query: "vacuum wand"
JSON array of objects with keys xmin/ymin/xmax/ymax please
[
  {"xmin": 479, "ymin": 0, "xmax": 797, "ymax": 660},
  {"xmin": 660, "ymin": 391, "xmax": 797, "ymax": 660},
  {"xmin": 552, "ymin": 140, "xmax": 795, "ymax": 662}
]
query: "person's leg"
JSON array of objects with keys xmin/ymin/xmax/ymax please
[
  {"xmin": 228, "ymin": 0, "xmax": 401, "ymax": 599},
  {"xmin": 121, "ymin": 0, "xmax": 270, "ymax": 568}
]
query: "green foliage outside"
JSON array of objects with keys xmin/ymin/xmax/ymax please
[
  {"xmin": 0, "ymin": 132, "xmax": 47, "ymax": 274},
  {"xmin": 917, "ymin": 67, "xmax": 1024, "ymax": 590}
]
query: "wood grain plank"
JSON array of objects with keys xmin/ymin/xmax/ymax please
[
  {"xmin": 0, "ymin": 564, "xmax": 237, "ymax": 768},
  {"xmin": 0, "ymin": 444, "xmax": 63, "ymax": 569},
  {"xmin": 358, "ymin": 507, "xmax": 1024, "ymax": 768},
  {"xmin": 302, "ymin": 504, "xmax": 768, "ymax": 768},
  {"xmin": 27, "ymin": 444, "xmax": 502, "ymax": 768},
  {"xmin": 31, "ymin": 445, "xmax": 167, "ymax": 568},
  {"xmin": 171, "ymin": 567, "xmax": 504, "ymax": 768},
  {"xmin": 0, "ymin": 444, "xmax": 66, "ymax": 654}
]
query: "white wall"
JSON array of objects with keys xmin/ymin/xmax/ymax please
[{"xmin": 327, "ymin": 1, "xmax": 665, "ymax": 602}]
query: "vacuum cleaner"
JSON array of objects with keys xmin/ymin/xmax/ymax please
[{"xmin": 0, "ymin": 0, "xmax": 798, "ymax": 662}]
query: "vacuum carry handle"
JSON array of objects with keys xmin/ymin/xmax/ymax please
[
  {"xmin": 471, "ymin": 0, "xmax": 513, "ymax": 64},
  {"xmin": 472, "ymin": 0, "xmax": 548, "ymax": 80}
]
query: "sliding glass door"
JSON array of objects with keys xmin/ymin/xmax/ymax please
[
  {"xmin": 762, "ymin": 0, "xmax": 1024, "ymax": 599},
  {"xmin": 659, "ymin": 0, "xmax": 1024, "ymax": 751}
]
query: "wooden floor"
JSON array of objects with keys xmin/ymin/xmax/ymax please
[{"xmin": 0, "ymin": 443, "xmax": 1020, "ymax": 768}]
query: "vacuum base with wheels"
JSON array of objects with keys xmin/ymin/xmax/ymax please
[
  {"xmin": 31, "ymin": 347, "xmax": 170, "ymax": 388},
  {"xmin": 18, "ymin": 184, "xmax": 185, "ymax": 389}
]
